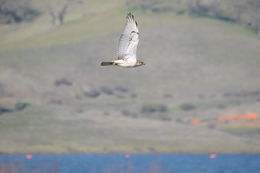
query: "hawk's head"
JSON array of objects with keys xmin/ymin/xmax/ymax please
[{"xmin": 136, "ymin": 60, "xmax": 145, "ymax": 67}]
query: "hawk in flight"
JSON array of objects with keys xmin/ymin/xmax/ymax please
[{"xmin": 101, "ymin": 13, "xmax": 145, "ymax": 68}]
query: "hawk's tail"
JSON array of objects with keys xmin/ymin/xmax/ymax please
[{"xmin": 100, "ymin": 62, "xmax": 116, "ymax": 66}]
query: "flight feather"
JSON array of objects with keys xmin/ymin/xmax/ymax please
[{"xmin": 117, "ymin": 13, "xmax": 139, "ymax": 60}]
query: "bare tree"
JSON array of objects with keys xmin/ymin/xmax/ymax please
[
  {"xmin": 58, "ymin": 3, "xmax": 69, "ymax": 25},
  {"xmin": 45, "ymin": 0, "xmax": 84, "ymax": 26}
]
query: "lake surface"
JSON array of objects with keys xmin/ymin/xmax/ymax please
[{"xmin": 0, "ymin": 154, "xmax": 260, "ymax": 173}]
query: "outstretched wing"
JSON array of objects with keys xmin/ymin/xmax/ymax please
[{"xmin": 117, "ymin": 13, "xmax": 139, "ymax": 59}]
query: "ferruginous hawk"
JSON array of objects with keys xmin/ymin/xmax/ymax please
[{"xmin": 101, "ymin": 13, "xmax": 145, "ymax": 68}]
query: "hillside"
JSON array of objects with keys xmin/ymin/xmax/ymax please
[{"xmin": 0, "ymin": 0, "xmax": 260, "ymax": 153}]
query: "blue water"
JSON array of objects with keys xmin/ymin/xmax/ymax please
[{"xmin": 1, "ymin": 154, "xmax": 260, "ymax": 173}]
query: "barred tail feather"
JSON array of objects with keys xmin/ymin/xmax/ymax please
[{"xmin": 101, "ymin": 62, "xmax": 115, "ymax": 66}]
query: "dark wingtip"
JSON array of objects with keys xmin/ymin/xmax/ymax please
[
  {"xmin": 127, "ymin": 13, "xmax": 131, "ymax": 18},
  {"xmin": 127, "ymin": 12, "xmax": 134, "ymax": 21}
]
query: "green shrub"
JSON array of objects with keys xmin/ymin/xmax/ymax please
[
  {"xmin": 180, "ymin": 103, "xmax": 195, "ymax": 111},
  {"xmin": 141, "ymin": 104, "xmax": 168, "ymax": 114}
]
